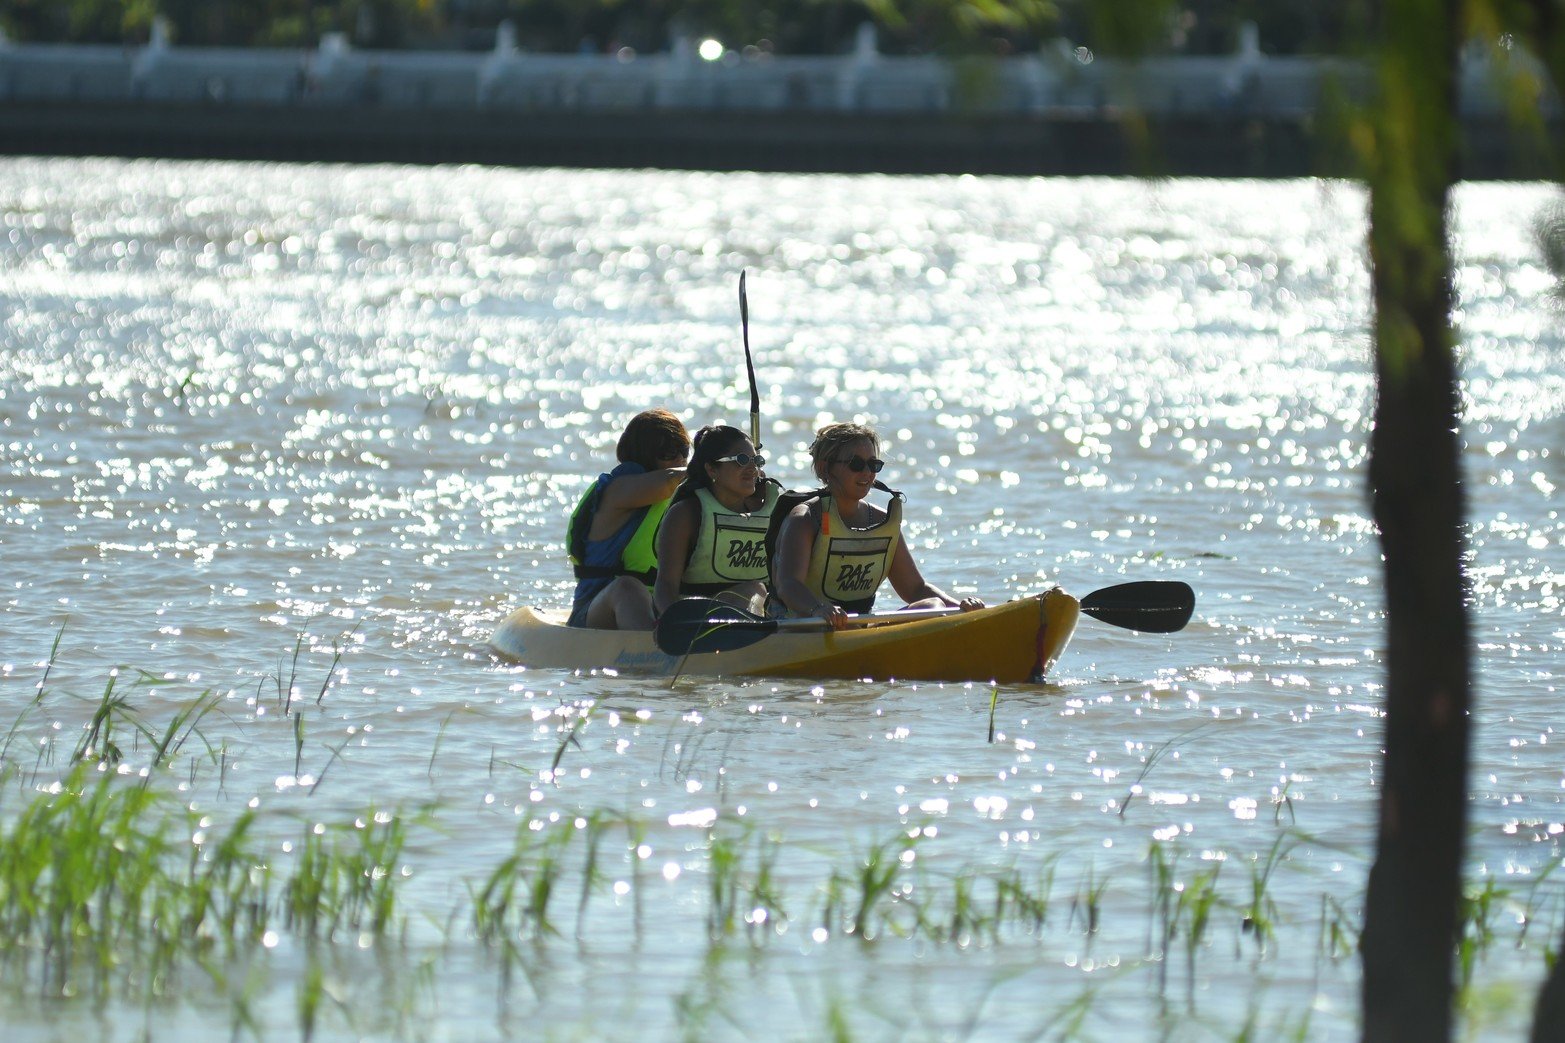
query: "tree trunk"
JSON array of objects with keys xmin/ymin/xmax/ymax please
[{"xmin": 1358, "ymin": 2, "xmax": 1470, "ymax": 1042}]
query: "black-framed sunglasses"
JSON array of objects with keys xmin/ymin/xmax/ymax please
[
  {"xmin": 713, "ymin": 453, "xmax": 766, "ymax": 469},
  {"xmin": 834, "ymin": 455, "xmax": 885, "ymax": 473}
]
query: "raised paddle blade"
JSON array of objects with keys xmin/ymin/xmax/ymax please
[
  {"xmin": 654, "ymin": 597, "xmax": 777, "ymax": 656},
  {"xmin": 739, "ymin": 270, "xmax": 760, "ymax": 448},
  {"xmin": 1079, "ymin": 581, "xmax": 1195, "ymax": 634}
]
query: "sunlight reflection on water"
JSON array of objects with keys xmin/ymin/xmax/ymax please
[{"xmin": 1, "ymin": 158, "xmax": 1563, "ymax": 1038}]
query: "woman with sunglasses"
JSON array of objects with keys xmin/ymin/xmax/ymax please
[
  {"xmin": 654, "ymin": 425, "xmax": 780, "ymax": 618},
  {"xmin": 565, "ymin": 408, "xmax": 691, "ymax": 629},
  {"xmin": 770, "ymin": 421, "xmax": 984, "ymax": 629}
]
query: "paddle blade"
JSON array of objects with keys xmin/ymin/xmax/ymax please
[
  {"xmin": 654, "ymin": 597, "xmax": 776, "ymax": 655},
  {"xmin": 1079, "ymin": 581, "xmax": 1195, "ymax": 634}
]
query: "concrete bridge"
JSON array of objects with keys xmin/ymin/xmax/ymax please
[{"xmin": 0, "ymin": 22, "xmax": 1553, "ymax": 177}]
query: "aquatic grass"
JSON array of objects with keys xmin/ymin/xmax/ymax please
[
  {"xmin": 1070, "ymin": 863, "xmax": 1107, "ymax": 939},
  {"xmin": 574, "ymin": 810, "xmax": 612, "ymax": 937},
  {"xmin": 814, "ymin": 828, "xmax": 923, "ymax": 941},
  {"xmin": 73, "ymin": 673, "xmax": 135, "ymax": 765},
  {"xmin": 57, "ymin": 670, "xmax": 226, "ymax": 777},
  {"xmin": 547, "ymin": 700, "xmax": 595, "ymax": 780},
  {"xmin": 171, "ymin": 368, "xmax": 198, "ymax": 412},
  {"xmin": 0, "ymin": 764, "xmax": 281, "ymax": 1000},
  {"xmin": 307, "ymin": 732, "xmax": 354, "ymax": 796},
  {"xmin": 471, "ymin": 816, "xmax": 578, "ymax": 946},
  {"xmin": 1317, "ymin": 893, "xmax": 1359, "ymax": 963},
  {"xmin": 143, "ymin": 688, "xmax": 226, "ymax": 786},
  {"xmin": 427, "ymin": 710, "xmax": 455, "ymax": 779},
  {"xmin": 1238, "ymin": 834, "xmax": 1295, "ymax": 954},
  {"xmin": 993, "ymin": 856, "xmax": 1058, "ymax": 934},
  {"xmin": 1118, "ymin": 722, "xmax": 1214, "ymax": 819},
  {"xmin": 0, "ymin": 619, "xmax": 68, "ymax": 765},
  {"xmin": 293, "ymin": 712, "xmax": 307, "ymax": 777},
  {"xmin": 1145, "ymin": 842, "xmax": 1224, "ymax": 995},
  {"xmin": 1456, "ymin": 876, "xmax": 1511, "ymax": 991},
  {"xmin": 268, "ymin": 622, "xmax": 357, "ymax": 717},
  {"xmin": 1517, "ymin": 857, "xmax": 1565, "ymax": 954},
  {"xmin": 704, "ymin": 822, "xmax": 787, "ymax": 939},
  {"xmin": 282, "ymin": 811, "xmax": 408, "ymax": 943}
]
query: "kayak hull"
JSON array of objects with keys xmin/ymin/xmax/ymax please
[{"xmin": 490, "ymin": 589, "xmax": 1080, "ymax": 684}]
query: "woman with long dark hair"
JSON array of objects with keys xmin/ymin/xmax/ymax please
[{"xmin": 653, "ymin": 424, "xmax": 780, "ymax": 617}]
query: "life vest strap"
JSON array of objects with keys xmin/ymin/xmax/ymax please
[{"xmin": 572, "ymin": 564, "xmax": 657, "ymax": 584}]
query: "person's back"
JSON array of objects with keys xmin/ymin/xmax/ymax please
[{"xmin": 566, "ymin": 409, "xmax": 690, "ymax": 629}]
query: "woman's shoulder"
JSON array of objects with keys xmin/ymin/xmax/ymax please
[
  {"xmin": 786, "ymin": 495, "xmax": 823, "ymax": 519},
  {"xmin": 664, "ymin": 496, "xmax": 702, "ymax": 523}
]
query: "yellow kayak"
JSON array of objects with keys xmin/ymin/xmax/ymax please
[{"xmin": 489, "ymin": 589, "xmax": 1080, "ymax": 684}]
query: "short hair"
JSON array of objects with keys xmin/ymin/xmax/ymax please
[
  {"xmin": 616, "ymin": 409, "xmax": 690, "ymax": 471},
  {"xmin": 808, "ymin": 422, "xmax": 878, "ymax": 484}
]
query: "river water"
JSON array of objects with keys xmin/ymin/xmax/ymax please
[{"xmin": 1, "ymin": 158, "xmax": 1562, "ymax": 1040}]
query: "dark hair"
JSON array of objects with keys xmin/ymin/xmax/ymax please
[
  {"xmin": 807, "ymin": 421, "xmax": 878, "ymax": 484},
  {"xmin": 669, "ymin": 425, "xmax": 750, "ymax": 507},
  {"xmin": 616, "ymin": 409, "xmax": 690, "ymax": 471}
]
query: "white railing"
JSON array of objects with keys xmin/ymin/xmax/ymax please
[{"xmin": 0, "ymin": 20, "xmax": 1550, "ymax": 120}]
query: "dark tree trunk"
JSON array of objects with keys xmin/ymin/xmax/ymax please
[
  {"xmin": 1358, "ymin": 1, "xmax": 1470, "ymax": 1042},
  {"xmin": 1521, "ymin": 6, "xmax": 1565, "ymax": 1036}
]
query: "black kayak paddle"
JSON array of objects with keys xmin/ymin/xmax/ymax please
[
  {"xmin": 654, "ymin": 580, "xmax": 1196, "ymax": 657},
  {"xmin": 1079, "ymin": 580, "xmax": 1195, "ymax": 634}
]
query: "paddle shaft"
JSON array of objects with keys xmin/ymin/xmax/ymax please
[
  {"xmin": 739, "ymin": 270, "xmax": 760, "ymax": 448},
  {"xmin": 772, "ymin": 606, "xmax": 959, "ymax": 632}
]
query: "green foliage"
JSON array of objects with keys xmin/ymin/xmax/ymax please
[
  {"xmin": 861, "ymin": 0, "xmax": 1056, "ymax": 54},
  {"xmin": 0, "ymin": 0, "xmax": 1392, "ymax": 56}
]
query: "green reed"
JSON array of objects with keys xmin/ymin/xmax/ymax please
[
  {"xmin": 0, "ymin": 763, "xmax": 269, "ymax": 1000},
  {"xmin": 993, "ymin": 857, "xmax": 1058, "ymax": 934},
  {"xmin": 282, "ymin": 812, "xmax": 408, "ymax": 942},
  {"xmin": 1239, "ymin": 834, "xmax": 1293, "ymax": 953},
  {"xmin": 817, "ymin": 829, "xmax": 920, "ymax": 940},
  {"xmin": 1317, "ymin": 893, "xmax": 1359, "ymax": 963},
  {"xmin": 1456, "ymin": 876, "xmax": 1512, "ymax": 992},
  {"xmin": 469, "ymin": 808, "xmax": 604, "ymax": 945},
  {"xmin": 1070, "ymin": 862, "xmax": 1107, "ymax": 938},
  {"xmin": 1, "ymin": 650, "xmax": 1556, "ymax": 1039}
]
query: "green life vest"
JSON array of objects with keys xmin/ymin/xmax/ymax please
[
  {"xmin": 680, "ymin": 483, "xmax": 781, "ymax": 594},
  {"xmin": 567, "ymin": 479, "xmax": 669, "ymax": 586}
]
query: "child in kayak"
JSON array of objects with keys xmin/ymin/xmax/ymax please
[
  {"xmin": 566, "ymin": 408, "xmax": 690, "ymax": 629},
  {"xmin": 768, "ymin": 421, "xmax": 983, "ymax": 629},
  {"xmin": 654, "ymin": 424, "xmax": 781, "ymax": 618}
]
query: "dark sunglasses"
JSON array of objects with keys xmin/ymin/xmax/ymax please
[
  {"xmin": 834, "ymin": 455, "xmax": 885, "ymax": 474},
  {"xmin": 713, "ymin": 453, "xmax": 765, "ymax": 468}
]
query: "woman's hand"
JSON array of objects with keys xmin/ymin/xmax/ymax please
[
  {"xmin": 815, "ymin": 602, "xmax": 849, "ymax": 630},
  {"xmin": 956, "ymin": 596, "xmax": 985, "ymax": 612}
]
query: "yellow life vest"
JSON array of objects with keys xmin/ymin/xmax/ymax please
[
  {"xmin": 801, "ymin": 495, "xmax": 903, "ymax": 613},
  {"xmin": 681, "ymin": 484, "xmax": 780, "ymax": 594}
]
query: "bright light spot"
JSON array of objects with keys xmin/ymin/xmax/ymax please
[
  {"xmin": 974, "ymin": 795, "xmax": 1008, "ymax": 819},
  {"xmin": 662, "ymin": 861, "xmax": 681, "ymax": 881},
  {"xmin": 667, "ymin": 807, "xmax": 717, "ymax": 828},
  {"xmin": 699, "ymin": 39, "xmax": 724, "ymax": 61}
]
